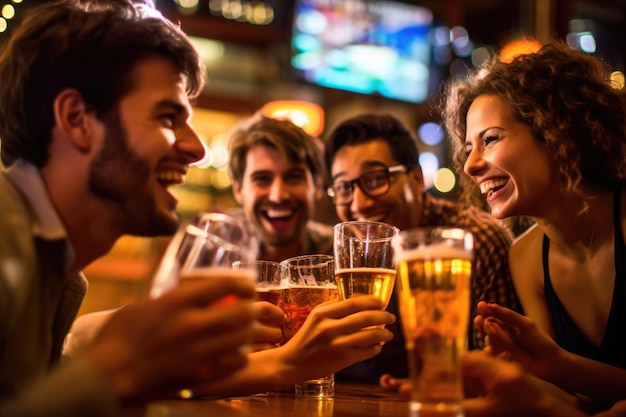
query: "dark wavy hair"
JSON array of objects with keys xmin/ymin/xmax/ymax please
[
  {"xmin": 440, "ymin": 40, "xmax": 626, "ymax": 214},
  {"xmin": 323, "ymin": 113, "xmax": 419, "ymax": 175},
  {"xmin": 0, "ymin": 0, "xmax": 205, "ymax": 167}
]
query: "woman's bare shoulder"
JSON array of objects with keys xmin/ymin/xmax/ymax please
[
  {"xmin": 511, "ymin": 224, "xmax": 542, "ymax": 256},
  {"xmin": 509, "ymin": 224, "xmax": 543, "ymax": 281}
]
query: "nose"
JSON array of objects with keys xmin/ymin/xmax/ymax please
[
  {"xmin": 349, "ymin": 184, "xmax": 374, "ymax": 215},
  {"xmin": 464, "ymin": 147, "xmax": 486, "ymax": 177},
  {"xmin": 176, "ymin": 124, "xmax": 206, "ymax": 164},
  {"xmin": 268, "ymin": 178, "xmax": 289, "ymax": 203}
]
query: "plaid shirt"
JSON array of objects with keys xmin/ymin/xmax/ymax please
[{"xmin": 337, "ymin": 192, "xmax": 522, "ymax": 382}]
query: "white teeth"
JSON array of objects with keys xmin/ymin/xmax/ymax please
[
  {"xmin": 479, "ymin": 179, "xmax": 508, "ymax": 195},
  {"xmin": 156, "ymin": 170, "xmax": 184, "ymax": 186},
  {"xmin": 266, "ymin": 209, "xmax": 293, "ymax": 219},
  {"xmin": 357, "ymin": 215, "xmax": 385, "ymax": 222}
]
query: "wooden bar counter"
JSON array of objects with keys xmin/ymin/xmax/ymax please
[{"xmin": 142, "ymin": 383, "xmax": 410, "ymax": 417}]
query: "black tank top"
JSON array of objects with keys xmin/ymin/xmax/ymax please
[{"xmin": 543, "ymin": 188, "xmax": 626, "ymax": 369}]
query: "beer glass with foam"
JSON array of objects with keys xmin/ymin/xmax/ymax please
[
  {"xmin": 149, "ymin": 212, "xmax": 258, "ymax": 398},
  {"xmin": 280, "ymin": 254, "xmax": 339, "ymax": 397},
  {"xmin": 333, "ymin": 221, "xmax": 398, "ymax": 308},
  {"xmin": 392, "ymin": 227, "xmax": 473, "ymax": 417}
]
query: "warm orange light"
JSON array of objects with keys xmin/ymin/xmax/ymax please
[
  {"xmin": 499, "ymin": 39, "xmax": 542, "ymax": 63},
  {"xmin": 261, "ymin": 100, "xmax": 324, "ymax": 137}
]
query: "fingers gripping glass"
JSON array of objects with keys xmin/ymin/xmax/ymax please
[{"xmin": 326, "ymin": 164, "xmax": 407, "ymax": 205}]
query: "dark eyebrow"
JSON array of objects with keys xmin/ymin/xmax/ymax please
[
  {"xmin": 464, "ymin": 126, "xmax": 495, "ymax": 148},
  {"xmin": 249, "ymin": 169, "xmax": 273, "ymax": 177},
  {"xmin": 153, "ymin": 99, "xmax": 190, "ymax": 118},
  {"xmin": 331, "ymin": 161, "xmax": 389, "ymax": 182},
  {"xmin": 284, "ymin": 167, "xmax": 307, "ymax": 175}
]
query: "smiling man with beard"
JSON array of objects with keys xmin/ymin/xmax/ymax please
[
  {"xmin": 0, "ymin": 1, "xmax": 257, "ymax": 415},
  {"xmin": 228, "ymin": 114, "xmax": 333, "ymax": 262}
]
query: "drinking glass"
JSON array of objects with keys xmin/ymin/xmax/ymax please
[
  {"xmin": 149, "ymin": 212, "xmax": 259, "ymax": 399},
  {"xmin": 333, "ymin": 221, "xmax": 398, "ymax": 309},
  {"xmin": 279, "ymin": 254, "xmax": 339, "ymax": 397},
  {"xmin": 233, "ymin": 260, "xmax": 285, "ymax": 349},
  {"xmin": 233, "ymin": 260, "xmax": 283, "ymax": 306},
  {"xmin": 392, "ymin": 227, "xmax": 474, "ymax": 417},
  {"xmin": 150, "ymin": 212, "xmax": 258, "ymax": 298}
]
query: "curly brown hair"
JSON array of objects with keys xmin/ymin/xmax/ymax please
[{"xmin": 440, "ymin": 40, "xmax": 626, "ymax": 214}]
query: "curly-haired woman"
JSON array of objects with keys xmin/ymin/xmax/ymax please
[{"xmin": 441, "ymin": 40, "xmax": 626, "ymax": 411}]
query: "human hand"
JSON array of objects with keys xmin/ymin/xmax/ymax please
[
  {"xmin": 85, "ymin": 274, "xmax": 259, "ymax": 404},
  {"xmin": 379, "ymin": 374, "xmax": 411, "ymax": 398},
  {"xmin": 277, "ymin": 296, "xmax": 395, "ymax": 381},
  {"xmin": 462, "ymin": 351, "xmax": 586, "ymax": 417},
  {"xmin": 248, "ymin": 301, "xmax": 284, "ymax": 351},
  {"xmin": 475, "ymin": 301, "xmax": 564, "ymax": 381},
  {"xmin": 63, "ymin": 308, "xmax": 118, "ymax": 358},
  {"xmin": 595, "ymin": 400, "xmax": 626, "ymax": 417}
]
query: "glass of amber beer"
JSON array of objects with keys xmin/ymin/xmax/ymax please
[
  {"xmin": 233, "ymin": 260, "xmax": 283, "ymax": 305},
  {"xmin": 280, "ymin": 254, "xmax": 339, "ymax": 397},
  {"xmin": 333, "ymin": 221, "xmax": 398, "ymax": 308},
  {"xmin": 233, "ymin": 260, "xmax": 286, "ymax": 349},
  {"xmin": 392, "ymin": 227, "xmax": 473, "ymax": 417},
  {"xmin": 150, "ymin": 212, "xmax": 258, "ymax": 298},
  {"xmin": 149, "ymin": 212, "xmax": 259, "ymax": 399}
]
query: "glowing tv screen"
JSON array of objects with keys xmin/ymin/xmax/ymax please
[{"xmin": 291, "ymin": 0, "xmax": 433, "ymax": 103}]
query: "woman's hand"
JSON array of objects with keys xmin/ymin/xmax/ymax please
[
  {"xmin": 248, "ymin": 301, "xmax": 285, "ymax": 351},
  {"xmin": 276, "ymin": 296, "xmax": 395, "ymax": 382},
  {"xmin": 475, "ymin": 301, "xmax": 564, "ymax": 381},
  {"xmin": 462, "ymin": 351, "xmax": 587, "ymax": 417},
  {"xmin": 379, "ymin": 374, "xmax": 412, "ymax": 398}
]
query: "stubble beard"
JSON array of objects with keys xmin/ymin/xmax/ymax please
[{"xmin": 88, "ymin": 109, "xmax": 179, "ymax": 237}]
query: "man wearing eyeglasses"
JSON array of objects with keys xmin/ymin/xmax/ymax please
[{"xmin": 324, "ymin": 113, "xmax": 522, "ymax": 384}]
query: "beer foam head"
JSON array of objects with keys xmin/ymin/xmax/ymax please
[
  {"xmin": 393, "ymin": 242, "xmax": 472, "ymax": 264},
  {"xmin": 180, "ymin": 266, "xmax": 257, "ymax": 283}
]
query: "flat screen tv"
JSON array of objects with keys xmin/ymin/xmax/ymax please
[{"xmin": 291, "ymin": 0, "xmax": 433, "ymax": 104}]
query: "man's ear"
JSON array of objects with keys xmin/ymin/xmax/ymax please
[
  {"xmin": 409, "ymin": 164, "xmax": 425, "ymax": 191},
  {"xmin": 232, "ymin": 180, "xmax": 244, "ymax": 205},
  {"xmin": 52, "ymin": 88, "xmax": 95, "ymax": 153}
]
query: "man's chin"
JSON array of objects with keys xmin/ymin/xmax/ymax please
[
  {"xmin": 262, "ymin": 231, "xmax": 299, "ymax": 248},
  {"xmin": 126, "ymin": 212, "xmax": 180, "ymax": 237}
]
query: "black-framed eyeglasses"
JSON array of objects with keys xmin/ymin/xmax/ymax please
[{"xmin": 326, "ymin": 165, "xmax": 407, "ymax": 205}]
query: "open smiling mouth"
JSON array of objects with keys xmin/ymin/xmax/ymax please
[
  {"xmin": 479, "ymin": 178, "xmax": 508, "ymax": 197},
  {"xmin": 262, "ymin": 208, "xmax": 296, "ymax": 223},
  {"xmin": 156, "ymin": 170, "xmax": 184, "ymax": 188}
]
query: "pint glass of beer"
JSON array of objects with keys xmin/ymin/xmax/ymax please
[
  {"xmin": 392, "ymin": 227, "xmax": 473, "ymax": 417},
  {"xmin": 333, "ymin": 221, "xmax": 398, "ymax": 308},
  {"xmin": 149, "ymin": 212, "xmax": 259, "ymax": 399},
  {"xmin": 280, "ymin": 254, "xmax": 339, "ymax": 397}
]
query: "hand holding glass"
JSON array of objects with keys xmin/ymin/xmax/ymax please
[
  {"xmin": 280, "ymin": 254, "xmax": 339, "ymax": 397},
  {"xmin": 150, "ymin": 212, "xmax": 258, "ymax": 298},
  {"xmin": 149, "ymin": 212, "xmax": 258, "ymax": 399},
  {"xmin": 233, "ymin": 260, "xmax": 284, "ymax": 349}
]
